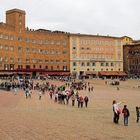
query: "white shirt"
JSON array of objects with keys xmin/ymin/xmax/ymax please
[{"xmin": 113, "ymin": 102, "xmax": 121, "ymax": 114}]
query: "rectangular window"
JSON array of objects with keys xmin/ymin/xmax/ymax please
[
  {"xmin": 18, "ymin": 47, "xmax": 23, "ymax": 52},
  {"xmin": 26, "ymin": 59, "xmax": 30, "ymax": 63},
  {"xmin": 0, "ymin": 57, "xmax": 3, "ymax": 61},
  {"xmin": 38, "ymin": 40, "xmax": 43, "ymax": 45},
  {"xmin": 63, "ymin": 60, "xmax": 67, "ymax": 63},
  {"xmin": 32, "ymin": 59, "xmax": 36, "ymax": 63},
  {"xmin": 4, "ymin": 35, "xmax": 8, "ymax": 40},
  {"xmin": 56, "ymin": 50, "xmax": 60, "ymax": 54},
  {"xmin": 4, "ymin": 57, "xmax": 8, "ymax": 62},
  {"xmin": 72, "ymin": 40, "xmax": 77, "ymax": 46},
  {"xmin": 44, "ymin": 40, "xmax": 48, "ymax": 45},
  {"xmin": 0, "ymin": 34, "xmax": 3, "ymax": 39},
  {"xmin": 111, "ymin": 62, "xmax": 114, "ymax": 66},
  {"xmin": 50, "ymin": 40, "xmax": 54, "ymax": 45},
  {"xmin": 18, "ymin": 65, "xmax": 23, "ymax": 69},
  {"xmin": 86, "ymin": 40, "xmax": 90, "ymax": 45},
  {"xmin": 32, "ymin": 39, "xmax": 36, "ymax": 44},
  {"xmin": 81, "ymin": 40, "xmax": 84, "ymax": 45},
  {"xmin": 10, "ymin": 58, "xmax": 14, "ymax": 63},
  {"xmin": 106, "ymin": 62, "xmax": 109, "ymax": 66},
  {"xmin": 100, "ymin": 41, "xmax": 102, "ymax": 46},
  {"xmin": 87, "ymin": 54, "xmax": 90, "ymax": 59},
  {"xmin": 0, "ymin": 44, "xmax": 3, "ymax": 49},
  {"xmin": 38, "ymin": 59, "xmax": 43, "ymax": 63},
  {"xmin": 45, "ymin": 60, "xmax": 49, "ymax": 63},
  {"xmin": 26, "ymin": 48, "xmax": 30, "ymax": 53},
  {"xmin": 73, "ymin": 62, "xmax": 77, "ymax": 66},
  {"xmin": 32, "ymin": 48, "xmax": 36, "ymax": 53},
  {"xmin": 62, "ymin": 51, "xmax": 67, "ymax": 54},
  {"xmin": 18, "ymin": 37, "xmax": 22, "ymax": 42},
  {"xmin": 50, "ymin": 50, "xmax": 54, "ymax": 54},
  {"xmin": 26, "ymin": 38, "xmax": 30, "ymax": 43},
  {"xmin": 26, "ymin": 65, "xmax": 30, "ymax": 69},
  {"xmin": 4, "ymin": 64, "xmax": 9, "ymax": 70},
  {"xmin": 72, "ymin": 54, "xmax": 76, "ymax": 58},
  {"xmin": 18, "ymin": 58, "xmax": 22, "ymax": 63},
  {"xmin": 50, "ymin": 59, "xmax": 53, "ymax": 63},
  {"xmin": 96, "ymin": 40, "xmax": 98, "ymax": 46},
  {"xmin": 110, "ymin": 41, "xmax": 113, "ymax": 46},
  {"xmin": 4, "ymin": 45, "xmax": 9, "ymax": 50},
  {"xmin": 63, "ymin": 66, "xmax": 67, "ymax": 71},
  {"xmin": 87, "ymin": 62, "xmax": 90, "ymax": 66},
  {"xmin": 92, "ymin": 62, "xmax": 96, "ymax": 66},
  {"xmin": 100, "ymin": 62, "xmax": 104, "ymax": 66},
  {"xmin": 56, "ymin": 40, "xmax": 60, "ymax": 45},
  {"xmin": 81, "ymin": 54, "xmax": 84, "ymax": 59},
  {"xmin": 62, "ymin": 40, "xmax": 67, "ymax": 46},
  {"xmin": 81, "ymin": 62, "xmax": 85, "ymax": 66},
  {"xmin": 56, "ymin": 59, "xmax": 60, "ymax": 63},
  {"xmin": 38, "ymin": 49, "xmax": 43, "ymax": 54},
  {"xmin": 45, "ymin": 50, "xmax": 48, "ymax": 55},
  {"xmin": 10, "ymin": 35, "xmax": 14, "ymax": 40},
  {"xmin": 106, "ymin": 41, "xmax": 108, "ymax": 46},
  {"xmin": 10, "ymin": 46, "xmax": 14, "ymax": 51}
]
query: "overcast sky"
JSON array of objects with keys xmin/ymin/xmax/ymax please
[{"xmin": 0, "ymin": 0, "xmax": 140, "ymax": 39}]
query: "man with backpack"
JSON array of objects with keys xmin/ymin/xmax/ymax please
[{"xmin": 122, "ymin": 105, "xmax": 130, "ymax": 126}]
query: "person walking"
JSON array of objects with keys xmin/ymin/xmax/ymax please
[
  {"xmin": 91, "ymin": 86, "xmax": 94, "ymax": 92},
  {"xmin": 84, "ymin": 96, "xmax": 89, "ymax": 108},
  {"xmin": 122, "ymin": 105, "xmax": 130, "ymax": 126},
  {"xmin": 136, "ymin": 106, "xmax": 140, "ymax": 123},
  {"xmin": 49, "ymin": 91, "xmax": 53, "ymax": 99},
  {"xmin": 77, "ymin": 96, "xmax": 80, "ymax": 108},
  {"xmin": 39, "ymin": 89, "xmax": 42, "ymax": 100},
  {"xmin": 80, "ymin": 96, "xmax": 84, "ymax": 108},
  {"xmin": 88, "ymin": 87, "xmax": 91, "ymax": 92},
  {"xmin": 71, "ymin": 94, "xmax": 75, "ymax": 106}
]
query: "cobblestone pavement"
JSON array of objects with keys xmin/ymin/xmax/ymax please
[{"xmin": 0, "ymin": 79, "xmax": 140, "ymax": 140}]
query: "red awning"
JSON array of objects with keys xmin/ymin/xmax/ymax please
[
  {"xmin": 15, "ymin": 72, "xmax": 32, "ymax": 75},
  {"xmin": 0, "ymin": 72, "xmax": 13, "ymax": 75},
  {"xmin": 85, "ymin": 71, "xmax": 97, "ymax": 75},
  {"xmin": 41, "ymin": 71, "xmax": 70, "ymax": 75},
  {"xmin": 99, "ymin": 71, "xmax": 127, "ymax": 76},
  {"xmin": 116, "ymin": 71, "xmax": 127, "ymax": 76}
]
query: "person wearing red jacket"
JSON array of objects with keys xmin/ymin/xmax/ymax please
[
  {"xmin": 122, "ymin": 105, "xmax": 130, "ymax": 126},
  {"xmin": 80, "ymin": 96, "xmax": 84, "ymax": 108}
]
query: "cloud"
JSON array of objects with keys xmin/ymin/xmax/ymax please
[{"xmin": 0, "ymin": 0, "xmax": 140, "ymax": 39}]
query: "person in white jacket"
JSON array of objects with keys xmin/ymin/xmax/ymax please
[{"xmin": 112, "ymin": 100, "xmax": 122, "ymax": 124}]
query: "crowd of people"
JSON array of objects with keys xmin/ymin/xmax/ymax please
[
  {"xmin": 9, "ymin": 79, "xmax": 92, "ymax": 109},
  {"xmin": 45, "ymin": 81, "xmax": 90, "ymax": 108}
]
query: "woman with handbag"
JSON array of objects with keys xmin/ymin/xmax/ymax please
[{"xmin": 112, "ymin": 100, "xmax": 122, "ymax": 124}]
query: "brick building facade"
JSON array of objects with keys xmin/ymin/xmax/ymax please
[
  {"xmin": 123, "ymin": 41, "xmax": 140, "ymax": 77},
  {"xmin": 0, "ymin": 9, "xmax": 70, "ymax": 76}
]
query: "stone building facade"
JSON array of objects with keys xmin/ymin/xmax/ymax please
[{"xmin": 70, "ymin": 34, "xmax": 131, "ymax": 78}]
